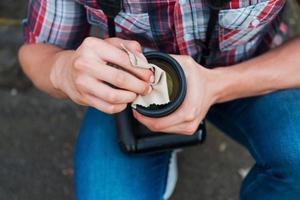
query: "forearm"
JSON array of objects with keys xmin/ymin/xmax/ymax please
[
  {"xmin": 213, "ymin": 37, "xmax": 300, "ymax": 103},
  {"xmin": 18, "ymin": 43, "xmax": 73, "ymax": 98}
]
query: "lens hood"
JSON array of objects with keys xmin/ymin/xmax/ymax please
[{"xmin": 135, "ymin": 51, "xmax": 187, "ymax": 118}]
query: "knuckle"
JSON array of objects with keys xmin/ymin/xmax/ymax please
[
  {"xmin": 114, "ymin": 71, "xmax": 126, "ymax": 86},
  {"xmin": 140, "ymin": 84, "xmax": 149, "ymax": 95},
  {"xmin": 185, "ymin": 113, "xmax": 196, "ymax": 121},
  {"xmin": 184, "ymin": 124, "xmax": 197, "ymax": 135},
  {"xmin": 106, "ymin": 105, "xmax": 116, "ymax": 114},
  {"xmin": 73, "ymin": 57, "xmax": 86, "ymax": 70},
  {"xmin": 151, "ymin": 123, "xmax": 162, "ymax": 132},
  {"xmin": 128, "ymin": 41, "xmax": 141, "ymax": 51},
  {"xmin": 106, "ymin": 92, "xmax": 118, "ymax": 102},
  {"xmin": 140, "ymin": 83, "xmax": 149, "ymax": 95},
  {"xmin": 82, "ymin": 37, "xmax": 97, "ymax": 47},
  {"xmin": 142, "ymin": 121, "xmax": 158, "ymax": 132},
  {"xmin": 148, "ymin": 126, "xmax": 158, "ymax": 132},
  {"xmin": 144, "ymin": 70, "xmax": 153, "ymax": 80},
  {"xmin": 105, "ymin": 37, "xmax": 120, "ymax": 44},
  {"xmin": 124, "ymin": 92, "xmax": 137, "ymax": 103},
  {"xmin": 184, "ymin": 108, "xmax": 197, "ymax": 121},
  {"xmin": 104, "ymin": 37, "xmax": 114, "ymax": 43},
  {"xmin": 129, "ymin": 93, "xmax": 137, "ymax": 102}
]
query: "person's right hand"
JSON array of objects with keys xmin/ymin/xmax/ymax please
[{"xmin": 50, "ymin": 37, "xmax": 153, "ymax": 114}]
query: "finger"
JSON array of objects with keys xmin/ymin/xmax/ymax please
[
  {"xmin": 84, "ymin": 94, "xmax": 127, "ymax": 114},
  {"xmin": 105, "ymin": 38, "xmax": 142, "ymax": 53},
  {"xmin": 105, "ymin": 38, "xmax": 148, "ymax": 62},
  {"xmin": 159, "ymin": 120, "xmax": 200, "ymax": 135},
  {"xmin": 77, "ymin": 76, "xmax": 137, "ymax": 104},
  {"xmin": 132, "ymin": 109, "xmax": 186, "ymax": 131},
  {"xmin": 81, "ymin": 60, "xmax": 152, "ymax": 95},
  {"xmin": 84, "ymin": 37, "xmax": 152, "ymax": 82}
]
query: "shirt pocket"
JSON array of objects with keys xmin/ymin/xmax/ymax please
[
  {"xmin": 85, "ymin": 5, "xmax": 153, "ymax": 41},
  {"xmin": 218, "ymin": 0, "xmax": 285, "ymax": 51},
  {"xmin": 114, "ymin": 12, "xmax": 152, "ymax": 38}
]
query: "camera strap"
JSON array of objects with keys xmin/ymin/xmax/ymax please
[
  {"xmin": 96, "ymin": 0, "xmax": 123, "ymax": 37},
  {"xmin": 198, "ymin": 0, "xmax": 231, "ymax": 65}
]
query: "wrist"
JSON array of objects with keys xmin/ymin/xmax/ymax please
[
  {"xmin": 50, "ymin": 50, "xmax": 75, "ymax": 97},
  {"xmin": 208, "ymin": 66, "xmax": 241, "ymax": 104}
]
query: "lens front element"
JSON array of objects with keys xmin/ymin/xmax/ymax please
[{"xmin": 136, "ymin": 52, "xmax": 187, "ymax": 118}]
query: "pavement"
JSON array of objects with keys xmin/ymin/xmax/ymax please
[
  {"xmin": 0, "ymin": 88, "xmax": 253, "ymax": 200},
  {"xmin": 0, "ymin": 1, "xmax": 299, "ymax": 200}
]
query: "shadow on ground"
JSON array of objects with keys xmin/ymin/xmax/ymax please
[{"xmin": 0, "ymin": 1, "xmax": 299, "ymax": 200}]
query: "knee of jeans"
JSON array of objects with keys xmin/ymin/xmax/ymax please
[
  {"xmin": 264, "ymin": 142, "xmax": 300, "ymax": 184},
  {"xmin": 75, "ymin": 108, "xmax": 118, "ymax": 158},
  {"xmin": 250, "ymin": 89, "xmax": 300, "ymax": 176}
]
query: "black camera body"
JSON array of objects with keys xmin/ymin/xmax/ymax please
[
  {"xmin": 115, "ymin": 52, "xmax": 206, "ymax": 154},
  {"xmin": 115, "ymin": 107, "xmax": 206, "ymax": 154}
]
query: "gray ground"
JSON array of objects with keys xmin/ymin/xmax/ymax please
[{"xmin": 0, "ymin": 1, "xmax": 299, "ymax": 200}]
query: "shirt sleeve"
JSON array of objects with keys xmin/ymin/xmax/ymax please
[{"xmin": 23, "ymin": 0, "xmax": 90, "ymax": 49}]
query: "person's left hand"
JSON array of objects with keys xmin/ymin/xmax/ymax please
[{"xmin": 133, "ymin": 55, "xmax": 221, "ymax": 135}]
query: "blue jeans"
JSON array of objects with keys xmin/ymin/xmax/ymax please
[{"xmin": 74, "ymin": 88, "xmax": 300, "ymax": 200}]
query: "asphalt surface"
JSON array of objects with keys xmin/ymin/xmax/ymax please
[
  {"xmin": 0, "ymin": 1, "xmax": 299, "ymax": 200},
  {"xmin": 0, "ymin": 88, "xmax": 253, "ymax": 200}
]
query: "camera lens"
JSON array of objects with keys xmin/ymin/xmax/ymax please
[{"xmin": 135, "ymin": 52, "xmax": 187, "ymax": 118}]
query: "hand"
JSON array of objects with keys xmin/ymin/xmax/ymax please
[
  {"xmin": 133, "ymin": 55, "xmax": 221, "ymax": 135},
  {"xmin": 50, "ymin": 37, "xmax": 153, "ymax": 114}
]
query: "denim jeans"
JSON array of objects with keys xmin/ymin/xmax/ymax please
[{"xmin": 74, "ymin": 88, "xmax": 300, "ymax": 200}]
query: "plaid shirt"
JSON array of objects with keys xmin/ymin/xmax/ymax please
[{"xmin": 23, "ymin": 0, "xmax": 286, "ymax": 66}]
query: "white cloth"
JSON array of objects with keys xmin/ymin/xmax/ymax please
[{"xmin": 121, "ymin": 44, "xmax": 170, "ymax": 108}]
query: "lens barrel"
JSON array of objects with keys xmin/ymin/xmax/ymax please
[{"xmin": 135, "ymin": 52, "xmax": 187, "ymax": 118}]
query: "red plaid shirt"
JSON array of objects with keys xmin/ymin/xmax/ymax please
[{"xmin": 23, "ymin": 0, "xmax": 286, "ymax": 66}]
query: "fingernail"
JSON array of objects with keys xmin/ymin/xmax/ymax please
[
  {"xmin": 133, "ymin": 110, "xmax": 140, "ymax": 119},
  {"xmin": 149, "ymin": 75, "xmax": 155, "ymax": 83},
  {"xmin": 132, "ymin": 110, "xmax": 137, "ymax": 117},
  {"xmin": 146, "ymin": 85, "xmax": 152, "ymax": 95},
  {"xmin": 138, "ymin": 53, "xmax": 147, "ymax": 62}
]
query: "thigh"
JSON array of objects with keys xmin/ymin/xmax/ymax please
[
  {"xmin": 74, "ymin": 108, "xmax": 171, "ymax": 200},
  {"xmin": 207, "ymin": 88, "xmax": 300, "ymax": 170}
]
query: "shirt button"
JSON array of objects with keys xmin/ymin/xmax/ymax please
[
  {"xmin": 251, "ymin": 18, "xmax": 260, "ymax": 27},
  {"xmin": 115, "ymin": 26, "xmax": 121, "ymax": 32},
  {"xmin": 184, "ymin": 33, "xmax": 193, "ymax": 41}
]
